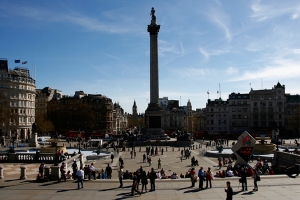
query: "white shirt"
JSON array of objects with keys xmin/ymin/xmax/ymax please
[
  {"xmin": 90, "ymin": 165, "xmax": 95, "ymax": 172},
  {"xmin": 227, "ymin": 170, "xmax": 234, "ymax": 177},
  {"xmin": 76, "ymin": 169, "xmax": 84, "ymax": 177}
]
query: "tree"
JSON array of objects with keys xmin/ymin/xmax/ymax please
[{"xmin": 35, "ymin": 114, "xmax": 54, "ymax": 135}]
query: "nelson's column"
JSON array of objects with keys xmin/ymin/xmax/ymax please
[{"xmin": 145, "ymin": 8, "xmax": 165, "ymax": 136}]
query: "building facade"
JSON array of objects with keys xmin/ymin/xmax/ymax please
[
  {"xmin": 36, "ymin": 87, "xmax": 62, "ymax": 117},
  {"xmin": 206, "ymin": 98, "xmax": 229, "ymax": 133},
  {"xmin": 0, "ymin": 59, "xmax": 36, "ymax": 139}
]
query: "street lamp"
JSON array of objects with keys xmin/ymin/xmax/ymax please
[{"xmin": 78, "ymin": 131, "xmax": 82, "ymax": 154}]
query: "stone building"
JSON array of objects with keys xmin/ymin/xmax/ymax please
[
  {"xmin": 249, "ymin": 82, "xmax": 285, "ymax": 133},
  {"xmin": 206, "ymin": 98, "xmax": 229, "ymax": 134},
  {"xmin": 228, "ymin": 92, "xmax": 251, "ymax": 134},
  {"xmin": 47, "ymin": 91, "xmax": 126, "ymax": 133},
  {"xmin": 36, "ymin": 87, "xmax": 62, "ymax": 117},
  {"xmin": 0, "ymin": 59, "xmax": 36, "ymax": 139},
  {"xmin": 285, "ymin": 94, "xmax": 300, "ymax": 138}
]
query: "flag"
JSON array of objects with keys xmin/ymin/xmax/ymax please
[
  {"xmin": 15, "ymin": 60, "xmax": 20, "ymax": 63},
  {"xmin": 22, "ymin": 61, "xmax": 27, "ymax": 64},
  {"xmin": 207, "ymin": 91, "xmax": 209, "ymax": 94}
]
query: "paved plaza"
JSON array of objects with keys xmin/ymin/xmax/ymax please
[{"xmin": 0, "ymin": 140, "xmax": 299, "ymax": 199}]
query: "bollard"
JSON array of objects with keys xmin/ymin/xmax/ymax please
[
  {"xmin": 128, "ymin": 147, "xmax": 130, "ymax": 151},
  {"xmin": 0, "ymin": 166, "xmax": 4, "ymax": 179},
  {"xmin": 172, "ymin": 146, "xmax": 174, "ymax": 151},
  {"xmin": 69, "ymin": 143, "xmax": 71, "ymax": 147},
  {"xmin": 44, "ymin": 166, "xmax": 50, "ymax": 178},
  {"xmin": 166, "ymin": 146, "xmax": 168, "ymax": 152},
  {"xmin": 20, "ymin": 166, "xmax": 27, "ymax": 180},
  {"xmin": 193, "ymin": 145, "xmax": 194, "ymax": 150},
  {"xmin": 178, "ymin": 147, "xmax": 180, "ymax": 151}
]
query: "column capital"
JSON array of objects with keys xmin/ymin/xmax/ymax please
[{"xmin": 148, "ymin": 24, "xmax": 160, "ymax": 35}]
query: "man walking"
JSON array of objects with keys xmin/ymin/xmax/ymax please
[
  {"xmin": 149, "ymin": 168, "xmax": 157, "ymax": 191},
  {"xmin": 76, "ymin": 167, "xmax": 84, "ymax": 189},
  {"xmin": 106, "ymin": 164, "xmax": 112, "ymax": 179},
  {"xmin": 158, "ymin": 158, "xmax": 161, "ymax": 169},
  {"xmin": 240, "ymin": 167, "xmax": 248, "ymax": 191},
  {"xmin": 225, "ymin": 181, "xmax": 233, "ymax": 200},
  {"xmin": 118, "ymin": 166, "xmax": 124, "ymax": 188},
  {"xmin": 198, "ymin": 166, "xmax": 205, "ymax": 190}
]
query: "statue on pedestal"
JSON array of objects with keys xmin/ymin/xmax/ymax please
[{"xmin": 150, "ymin": 7, "xmax": 156, "ymax": 24}]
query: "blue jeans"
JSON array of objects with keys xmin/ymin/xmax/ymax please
[{"xmin": 77, "ymin": 176, "xmax": 83, "ymax": 189}]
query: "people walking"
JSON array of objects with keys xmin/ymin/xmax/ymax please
[
  {"xmin": 76, "ymin": 167, "xmax": 84, "ymax": 189},
  {"xmin": 59, "ymin": 163, "xmax": 66, "ymax": 182},
  {"xmin": 225, "ymin": 181, "xmax": 233, "ymax": 200},
  {"xmin": 141, "ymin": 171, "xmax": 148, "ymax": 193},
  {"xmin": 198, "ymin": 166, "xmax": 205, "ymax": 189},
  {"xmin": 38, "ymin": 162, "xmax": 45, "ymax": 178},
  {"xmin": 89, "ymin": 163, "xmax": 96, "ymax": 180},
  {"xmin": 149, "ymin": 168, "xmax": 157, "ymax": 191},
  {"xmin": 253, "ymin": 169, "xmax": 260, "ymax": 191},
  {"xmin": 106, "ymin": 164, "xmax": 112, "ymax": 179},
  {"xmin": 205, "ymin": 167, "xmax": 213, "ymax": 189},
  {"xmin": 240, "ymin": 167, "xmax": 248, "ymax": 191},
  {"xmin": 158, "ymin": 158, "xmax": 161, "ymax": 169},
  {"xmin": 131, "ymin": 172, "xmax": 141, "ymax": 196},
  {"xmin": 118, "ymin": 166, "xmax": 124, "ymax": 188},
  {"xmin": 188, "ymin": 167, "xmax": 196, "ymax": 187}
]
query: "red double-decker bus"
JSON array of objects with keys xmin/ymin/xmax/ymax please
[{"xmin": 66, "ymin": 131, "xmax": 86, "ymax": 138}]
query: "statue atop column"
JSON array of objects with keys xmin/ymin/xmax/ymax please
[{"xmin": 150, "ymin": 7, "xmax": 156, "ymax": 24}]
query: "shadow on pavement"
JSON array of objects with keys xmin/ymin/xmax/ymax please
[
  {"xmin": 57, "ymin": 188, "xmax": 78, "ymax": 193},
  {"xmin": 40, "ymin": 181, "xmax": 61, "ymax": 186},
  {"xmin": 98, "ymin": 186, "xmax": 119, "ymax": 192},
  {"xmin": 177, "ymin": 186, "xmax": 194, "ymax": 191},
  {"xmin": 241, "ymin": 191, "xmax": 255, "ymax": 195},
  {"xmin": 183, "ymin": 188, "xmax": 199, "ymax": 193},
  {"xmin": 115, "ymin": 193, "xmax": 135, "ymax": 200},
  {"xmin": 4, "ymin": 179, "xmax": 20, "ymax": 182}
]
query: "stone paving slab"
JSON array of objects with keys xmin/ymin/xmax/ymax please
[{"xmin": 0, "ymin": 176, "xmax": 299, "ymax": 200}]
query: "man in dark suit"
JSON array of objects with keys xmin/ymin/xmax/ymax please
[
  {"xmin": 149, "ymin": 168, "xmax": 157, "ymax": 191},
  {"xmin": 225, "ymin": 181, "xmax": 233, "ymax": 200}
]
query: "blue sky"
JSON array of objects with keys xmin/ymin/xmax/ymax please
[{"xmin": 1, "ymin": 0, "xmax": 299, "ymax": 114}]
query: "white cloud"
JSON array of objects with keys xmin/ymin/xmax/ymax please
[
  {"xmin": 227, "ymin": 59, "xmax": 300, "ymax": 82},
  {"xmin": 204, "ymin": 6, "xmax": 231, "ymax": 41},
  {"xmin": 172, "ymin": 67, "xmax": 210, "ymax": 78},
  {"xmin": 226, "ymin": 67, "xmax": 238, "ymax": 75},
  {"xmin": 250, "ymin": 1, "xmax": 300, "ymax": 22},
  {"xmin": 199, "ymin": 47, "xmax": 209, "ymax": 60}
]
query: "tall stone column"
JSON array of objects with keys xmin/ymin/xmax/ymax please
[
  {"xmin": 147, "ymin": 7, "xmax": 160, "ymax": 109},
  {"xmin": 145, "ymin": 8, "xmax": 164, "ymax": 136}
]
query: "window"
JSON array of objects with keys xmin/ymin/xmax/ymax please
[
  {"xmin": 238, "ymin": 115, "xmax": 242, "ymax": 119},
  {"xmin": 238, "ymin": 108, "xmax": 242, "ymax": 112},
  {"xmin": 243, "ymin": 108, "xmax": 247, "ymax": 112},
  {"xmin": 232, "ymin": 115, "xmax": 236, "ymax": 119},
  {"xmin": 237, "ymin": 101, "xmax": 241, "ymax": 105},
  {"xmin": 269, "ymin": 102, "xmax": 273, "ymax": 107},
  {"xmin": 243, "ymin": 101, "xmax": 247, "ymax": 104},
  {"xmin": 232, "ymin": 108, "xmax": 236, "ymax": 112},
  {"xmin": 232, "ymin": 101, "xmax": 236, "ymax": 105},
  {"xmin": 244, "ymin": 114, "xmax": 248, "ymax": 119},
  {"xmin": 254, "ymin": 102, "xmax": 257, "ymax": 107}
]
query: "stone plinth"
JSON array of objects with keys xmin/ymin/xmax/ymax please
[
  {"xmin": 29, "ymin": 133, "xmax": 39, "ymax": 147},
  {"xmin": 0, "ymin": 166, "xmax": 4, "ymax": 179}
]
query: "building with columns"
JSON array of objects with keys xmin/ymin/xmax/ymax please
[{"xmin": 0, "ymin": 59, "xmax": 36, "ymax": 139}]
